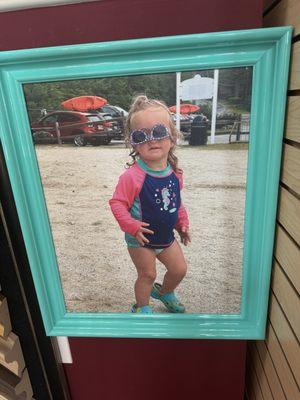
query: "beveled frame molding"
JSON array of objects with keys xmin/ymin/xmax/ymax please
[{"xmin": 0, "ymin": 27, "xmax": 292, "ymax": 338}]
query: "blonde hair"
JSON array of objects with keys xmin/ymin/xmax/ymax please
[{"xmin": 125, "ymin": 95, "xmax": 181, "ymax": 172}]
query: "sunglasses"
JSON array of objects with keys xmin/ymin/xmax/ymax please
[{"xmin": 130, "ymin": 124, "xmax": 170, "ymax": 146}]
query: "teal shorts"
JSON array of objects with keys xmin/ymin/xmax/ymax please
[{"xmin": 125, "ymin": 233, "xmax": 165, "ymax": 255}]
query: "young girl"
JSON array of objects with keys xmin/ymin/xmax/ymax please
[{"xmin": 109, "ymin": 95, "xmax": 191, "ymax": 313}]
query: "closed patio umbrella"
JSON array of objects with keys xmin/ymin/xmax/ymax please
[{"xmin": 169, "ymin": 104, "xmax": 200, "ymax": 114}]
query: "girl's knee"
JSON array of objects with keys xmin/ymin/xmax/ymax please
[
  {"xmin": 138, "ymin": 269, "xmax": 157, "ymax": 283},
  {"xmin": 172, "ymin": 263, "xmax": 187, "ymax": 279}
]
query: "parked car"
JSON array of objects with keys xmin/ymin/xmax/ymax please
[
  {"xmin": 31, "ymin": 111, "xmax": 116, "ymax": 146},
  {"xmin": 95, "ymin": 112, "xmax": 120, "ymax": 135},
  {"xmin": 111, "ymin": 105, "xmax": 129, "ymax": 117},
  {"xmin": 95, "ymin": 105, "xmax": 127, "ymax": 139}
]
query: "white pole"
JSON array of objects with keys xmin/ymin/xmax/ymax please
[
  {"xmin": 176, "ymin": 72, "xmax": 181, "ymax": 132},
  {"xmin": 56, "ymin": 337, "xmax": 73, "ymax": 364},
  {"xmin": 211, "ymin": 69, "xmax": 219, "ymax": 144}
]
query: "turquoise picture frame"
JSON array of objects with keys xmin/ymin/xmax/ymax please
[{"xmin": 0, "ymin": 27, "xmax": 292, "ymax": 339}]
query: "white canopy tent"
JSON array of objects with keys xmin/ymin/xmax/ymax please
[{"xmin": 175, "ymin": 71, "xmax": 219, "ymax": 144}]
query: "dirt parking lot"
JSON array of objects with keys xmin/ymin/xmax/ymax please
[{"xmin": 36, "ymin": 142, "xmax": 248, "ymax": 314}]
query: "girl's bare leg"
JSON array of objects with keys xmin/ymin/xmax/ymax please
[
  {"xmin": 156, "ymin": 240, "xmax": 187, "ymax": 295},
  {"xmin": 128, "ymin": 247, "xmax": 157, "ymax": 307}
]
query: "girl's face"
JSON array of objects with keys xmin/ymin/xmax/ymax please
[{"xmin": 130, "ymin": 107, "xmax": 173, "ymax": 167}]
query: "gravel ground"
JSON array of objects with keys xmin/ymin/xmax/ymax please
[{"xmin": 36, "ymin": 142, "xmax": 248, "ymax": 314}]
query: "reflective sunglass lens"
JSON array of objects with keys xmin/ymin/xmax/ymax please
[
  {"xmin": 152, "ymin": 124, "xmax": 168, "ymax": 140},
  {"xmin": 131, "ymin": 130, "xmax": 147, "ymax": 144}
]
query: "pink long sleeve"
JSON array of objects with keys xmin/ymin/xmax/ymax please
[
  {"xmin": 109, "ymin": 165, "xmax": 145, "ymax": 236},
  {"xmin": 175, "ymin": 171, "xmax": 189, "ymax": 230}
]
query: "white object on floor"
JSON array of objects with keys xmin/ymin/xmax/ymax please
[{"xmin": 56, "ymin": 336, "xmax": 73, "ymax": 364}]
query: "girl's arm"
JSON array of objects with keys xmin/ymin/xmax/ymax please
[
  {"xmin": 109, "ymin": 168, "xmax": 144, "ymax": 236},
  {"xmin": 175, "ymin": 171, "xmax": 191, "ymax": 245},
  {"xmin": 175, "ymin": 171, "xmax": 189, "ymax": 230},
  {"xmin": 177, "ymin": 202, "xmax": 189, "ymax": 230}
]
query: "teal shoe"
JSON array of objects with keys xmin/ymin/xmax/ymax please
[
  {"xmin": 131, "ymin": 304, "xmax": 153, "ymax": 314},
  {"xmin": 151, "ymin": 282, "xmax": 185, "ymax": 313}
]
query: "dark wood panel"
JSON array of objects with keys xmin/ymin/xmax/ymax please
[
  {"xmin": 284, "ymin": 97, "xmax": 300, "ymax": 144},
  {"xmin": 265, "ymin": 323, "xmax": 300, "ymax": 400},
  {"xmin": 289, "ymin": 43, "xmax": 300, "ymax": 91},
  {"xmin": 264, "ymin": 0, "xmax": 300, "ymax": 36},
  {"xmin": 281, "ymin": 144, "xmax": 300, "ymax": 196},
  {"xmin": 256, "ymin": 340, "xmax": 286, "ymax": 400},
  {"xmin": 274, "ymin": 224, "xmax": 300, "ymax": 294},
  {"xmin": 248, "ymin": 343, "xmax": 274, "ymax": 400},
  {"xmin": 277, "ymin": 186, "xmax": 300, "ymax": 245},
  {"xmin": 271, "ymin": 260, "xmax": 300, "ymax": 340},
  {"xmin": 263, "ymin": 0, "xmax": 280, "ymax": 12},
  {"xmin": 268, "ymin": 293, "xmax": 300, "ymax": 387},
  {"xmin": 246, "ymin": 352, "xmax": 264, "ymax": 400}
]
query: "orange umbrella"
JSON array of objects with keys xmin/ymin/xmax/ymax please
[
  {"xmin": 61, "ymin": 96, "xmax": 107, "ymax": 111},
  {"xmin": 169, "ymin": 104, "xmax": 200, "ymax": 114}
]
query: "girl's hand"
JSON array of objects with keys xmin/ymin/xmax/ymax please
[
  {"xmin": 177, "ymin": 226, "xmax": 191, "ymax": 246},
  {"xmin": 135, "ymin": 222, "xmax": 154, "ymax": 246}
]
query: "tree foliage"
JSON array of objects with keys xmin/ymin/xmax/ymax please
[{"xmin": 24, "ymin": 67, "xmax": 252, "ymax": 122}]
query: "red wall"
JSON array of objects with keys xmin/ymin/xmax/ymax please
[
  {"xmin": 66, "ymin": 338, "xmax": 246, "ymax": 400},
  {"xmin": 0, "ymin": 1, "xmax": 262, "ymax": 399},
  {"xmin": 0, "ymin": 0, "xmax": 262, "ymax": 50}
]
